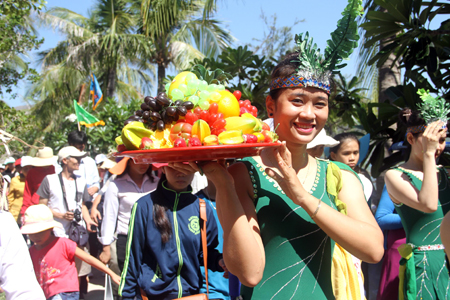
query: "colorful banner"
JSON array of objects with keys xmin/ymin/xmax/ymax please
[
  {"xmin": 73, "ymin": 100, "xmax": 105, "ymax": 127},
  {"xmin": 90, "ymin": 73, "xmax": 103, "ymax": 110}
]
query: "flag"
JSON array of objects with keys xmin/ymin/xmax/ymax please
[
  {"xmin": 73, "ymin": 100, "xmax": 105, "ymax": 127},
  {"xmin": 90, "ymin": 73, "xmax": 103, "ymax": 110}
]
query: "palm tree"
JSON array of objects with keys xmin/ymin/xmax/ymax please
[{"xmin": 138, "ymin": 0, "xmax": 234, "ymax": 92}]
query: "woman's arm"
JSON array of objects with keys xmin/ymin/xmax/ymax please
[
  {"xmin": 264, "ymin": 143, "xmax": 384, "ymax": 263},
  {"xmin": 375, "ymin": 186, "xmax": 402, "ymax": 231},
  {"xmin": 212, "ymin": 163, "xmax": 265, "ymax": 287},
  {"xmin": 440, "ymin": 211, "xmax": 450, "ymax": 259},
  {"xmin": 99, "ymin": 182, "xmax": 119, "ymax": 246},
  {"xmin": 90, "ymin": 193, "xmax": 102, "ymax": 224}
]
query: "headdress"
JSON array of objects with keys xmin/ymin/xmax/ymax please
[
  {"xmin": 405, "ymin": 89, "xmax": 449, "ymax": 135},
  {"xmin": 270, "ymin": 0, "xmax": 363, "ymax": 94}
]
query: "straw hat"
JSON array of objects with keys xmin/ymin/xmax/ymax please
[
  {"xmin": 21, "ymin": 204, "xmax": 63, "ymax": 234},
  {"xmin": 307, "ymin": 129, "xmax": 340, "ymax": 149},
  {"xmin": 31, "ymin": 147, "xmax": 57, "ymax": 167}
]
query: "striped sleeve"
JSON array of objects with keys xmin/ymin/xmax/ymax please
[{"xmin": 119, "ymin": 201, "xmax": 146, "ymax": 299}]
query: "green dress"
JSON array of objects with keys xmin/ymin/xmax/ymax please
[
  {"xmin": 239, "ymin": 157, "xmax": 347, "ymax": 300},
  {"xmin": 393, "ymin": 167, "xmax": 450, "ymax": 300}
]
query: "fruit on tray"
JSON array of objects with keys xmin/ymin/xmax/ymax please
[{"xmin": 116, "ymin": 68, "xmax": 279, "ymax": 151}]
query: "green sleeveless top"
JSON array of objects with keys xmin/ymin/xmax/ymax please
[
  {"xmin": 239, "ymin": 157, "xmax": 355, "ymax": 300},
  {"xmin": 393, "ymin": 166, "xmax": 450, "ymax": 300}
]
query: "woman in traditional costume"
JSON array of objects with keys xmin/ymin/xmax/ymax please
[
  {"xmin": 385, "ymin": 91, "xmax": 450, "ymax": 300},
  {"xmin": 172, "ymin": 1, "xmax": 383, "ymax": 299}
]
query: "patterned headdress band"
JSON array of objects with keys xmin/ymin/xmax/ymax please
[
  {"xmin": 406, "ymin": 125, "xmax": 426, "ymax": 135},
  {"xmin": 270, "ymin": 75, "xmax": 331, "ymax": 94}
]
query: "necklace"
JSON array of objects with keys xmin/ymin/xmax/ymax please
[{"xmin": 300, "ymin": 156, "xmax": 311, "ymax": 186}]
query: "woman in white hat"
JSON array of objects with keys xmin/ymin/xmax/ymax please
[{"xmin": 20, "ymin": 147, "xmax": 57, "ymax": 219}]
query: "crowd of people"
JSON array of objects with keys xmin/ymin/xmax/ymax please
[{"xmin": 2, "ymin": 8, "xmax": 450, "ymax": 300}]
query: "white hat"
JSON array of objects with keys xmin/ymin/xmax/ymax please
[
  {"xmin": 0, "ymin": 164, "xmax": 4, "ymax": 169},
  {"xmin": 95, "ymin": 154, "xmax": 107, "ymax": 165},
  {"xmin": 58, "ymin": 146, "xmax": 87, "ymax": 162},
  {"xmin": 100, "ymin": 158, "xmax": 116, "ymax": 170},
  {"xmin": 21, "ymin": 204, "xmax": 63, "ymax": 234},
  {"xmin": 21, "ymin": 156, "xmax": 33, "ymax": 167},
  {"xmin": 4, "ymin": 157, "xmax": 15, "ymax": 165},
  {"xmin": 31, "ymin": 147, "xmax": 57, "ymax": 167},
  {"xmin": 307, "ymin": 129, "xmax": 340, "ymax": 149}
]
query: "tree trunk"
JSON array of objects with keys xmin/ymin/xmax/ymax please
[
  {"xmin": 157, "ymin": 63, "xmax": 166, "ymax": 94},
  {"xmin": 106, "ymin": 67, "xmax": 117, "ymax": 100},
  {"xmin": 378, "ymin": 9, "xmax": 401, "ymax": 104}
]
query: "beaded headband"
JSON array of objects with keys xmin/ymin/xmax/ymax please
[
  {"xmin": 406, "ymin": 125, "xmax": 426, "ymax": 135},
  {"xmin": 270, "ymin": 75, "xmax": 331, "ymax": 94},
  {"xmin": 269, "ymin": 0, "xmax": 363, "ymax": 94}
]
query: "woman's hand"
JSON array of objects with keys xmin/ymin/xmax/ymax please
[
  {"xmin": 261, "ymin": 142, "xmax": 307, "ymax": 205},
  {"xmin": 422, "ymin": 120, "xmax": 445, "ymax": 155}
]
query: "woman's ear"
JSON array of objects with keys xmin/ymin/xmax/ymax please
[
  {"xmin": 406, "ymin": 132, "xmax": 415, "ymax": 145},
  {"xmin": 266, "ymin": 95, "xmax": 275, "ymax": 117}
]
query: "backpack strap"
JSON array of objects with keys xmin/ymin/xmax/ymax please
[{"xmin": 199, "ymin": 198, "xmax": 209, "ymax": 297}]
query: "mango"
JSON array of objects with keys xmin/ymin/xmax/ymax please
[
  {"xmin": 203, "ymin": 135, "xmax": 219, "ymax": 146},
  {"xmin": 217, "ymin": 90, "xmax": 240, "ymax": 118},
  {"xmin": 224, "ymin": 116, "xmax": 262, "ymax": 134},
  {"xmin": 191, "ymin": 119, "xmax": 211, "ymax": 143},
  {"xmin": 121, "ymin": 122, "xmax": 155, "ymax": 150},
  {"xmin": 218, "ymin": 130, "xmax": 244, "ymax": 145},
  {"xmin": 241, "ymin": 113, "xmax": 263, "ymax": 133}
]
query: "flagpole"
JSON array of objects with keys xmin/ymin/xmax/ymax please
[{"xmin": 78, "ymin": 121, "xmax": 81, "ymax": 131}]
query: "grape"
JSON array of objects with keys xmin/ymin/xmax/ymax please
[
  {"xmin": 171, "ymin": 89, "xmax": 184, "ymax": 101},
  {"xmin": 182, "ymin": 101, "xmax": 194, "ymax": 110},
  {"xmin": 144, "ymin": 96, "xmax": 154, "ymax": 105},
  {"xmin": 149, "ymin": 112, "xmax": 161, "ymax": 121},
  {"xmin": 207, "ymin": 84, "xmax": 217, "ymax": 92},
  {"xmin": 141, "ymin": 103, "xmax": 151, "ymax": 111},
  {"xmin": 178, "ymin": 84, "xmax": 188, "ymax": 95},
  {"xmin": 142, "ymin": 111, "xmax": 151, "ymax": 120},
  {"xmin": 198, "ymin": 80, "xmax": 208, "ymax": 91},
  {"xmin": 148, "ymin": 99, "xmax": 161, "ymax": 111},
  {"xmin": 209, "ymin": 91, "xmax": 221, "ymax": 102},
  {"xmin": 166, "ymin": 107, "xmax": 177, "ymax": 117},
  {"xmin": 174, "ymin": 100, "xmax": 184, "ymax": 106},
  {"xmin": 157, "ymin": 120, "xmax": 165, "ymax": 131},
  {"xmin": 135, "ymin": 110, "xmax": 143, "ymax": 116},
  {"xmin": 129, "ymin": 115, "xmax": 141, "ymax": 121},
  {"xmin": 189, "ymin": 95, "xmax": 199, "ymax": 106},
  {"xmin": 199, "ymin": 90, "xmax": 210, "ymax": 100},
  {"xmin": 177, "ymin": 106, "xmax": 187, "ymax": 116},
  {"xmin": 199, "ymin": 100, "xmax": 210, "ymax": 110},
  {"xmin": 186, "ymin": 73, "xmax": 196, "ymax": 82},
  {"xmin": 156, "ymin": 92, "xmax": 171, "ymax": 107},
  {"xmin": 165, "ymin": 82, "xmax": 171, "ymax": 93}
]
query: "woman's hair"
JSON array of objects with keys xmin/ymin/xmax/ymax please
[
  {"xmin": 398, "ymin": 108, "xmax": 425, "ymax": 137},
  {"xmin": 118, "ymin": 161, "xmax": 155, "ymax": 183},
  {"xmin": 329, "ymin": 133, "xmax": 360, "ymax": 154},
  {"xmin": 153, "ymin": 174, "xmax": 172, "ymax": 244},
  {"xmin": 398, "ymin": 108, "xmax": 425, "ymax": 160}
]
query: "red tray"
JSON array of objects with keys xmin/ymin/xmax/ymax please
[{"xmin": 114, "ymin": 143, "xmax": 280, "ymax": 164}]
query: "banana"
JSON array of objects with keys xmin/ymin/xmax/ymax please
[{"xmin": 224, "ymin": 116, "xmax": 262, "ymax": 134}]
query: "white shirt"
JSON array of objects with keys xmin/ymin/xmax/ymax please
[
  {"xmin": 358, "ymin": 173, "xmax": 373, "ymax": 202},
  {"xmin": 0, "ymin": 211, "xmax": 45, "ymax": 300},
  {"xmin": 100, "ymin": 173, "xmax": 158, "ymax": 245},
  {"xmin": 74, "ymin": 156, "xmax": 100, "ymax": 201},
  {"xmin": 37, "ymin": 173, "xmax": 89, "ymax": 237}
]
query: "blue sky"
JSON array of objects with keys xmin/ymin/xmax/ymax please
[{"xmin": 5, "ymin": 0, "xmax": 358, "ymax": 107}]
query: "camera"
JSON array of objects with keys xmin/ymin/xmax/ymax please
[{"xmin": 73, "ymin": 209, "xmax": 82, "ymax": 222}]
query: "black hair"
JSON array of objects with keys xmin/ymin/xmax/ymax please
[
  {"xmin": 117, "ymin": 160, "xmax": 155, "ymax": 183},
  {"xmin": 398, "ymin": 108, "xmax": 426, "ymax": 160},
  {"xmin": 329, "ymin": 133, "xmax": 360, "ymax": 154},
  {"xmin": 68, "ymin": 130, "xmax": 88, "ymax": 146},
  {"xmin": 153, "ymin": 174, "xmax": 172, "ymax": 244}
]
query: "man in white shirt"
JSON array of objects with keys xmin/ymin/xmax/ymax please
[
  {"xmin": 37, "ymin": 146, "xmax": 92, "ymax": 299},
  {"xmin": 68, "ymin": 130, "xmax": 100, "ymax": 201}
]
